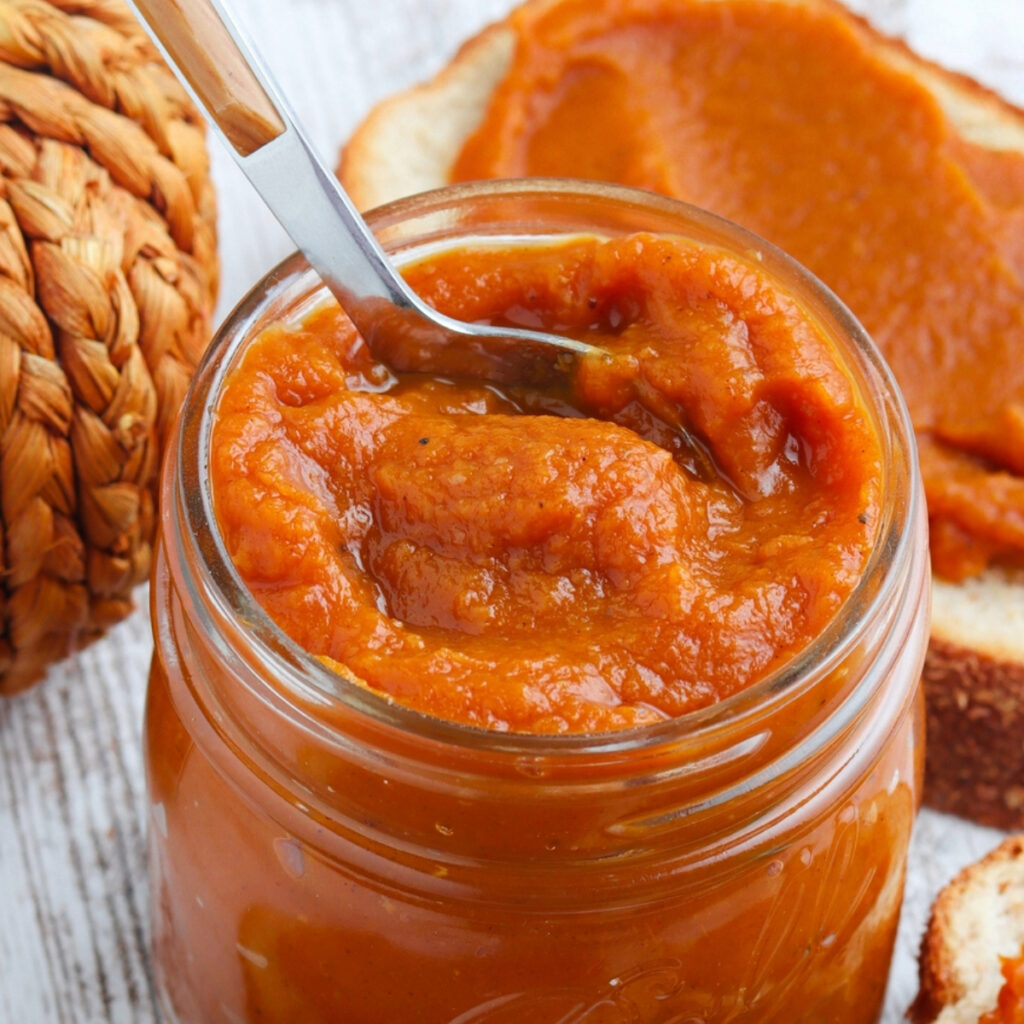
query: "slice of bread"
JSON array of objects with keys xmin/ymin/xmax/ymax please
[
  {"xmin": 339, "ymin": 1, "xmax": 1024, "ymax": 211},
  {"xmin": 338, "ymin": 0, "xmax": 1024, "ymax": 827},
  {"xmin": 340, "ymin": 25, "xmax": 517, "ymax": 212},
  {"xmin": 925, "ymin": 575, "xmax": 1024, "ymax": 829},
  {"xmin": 910, "ymin": 835, "xmax": 1024, "ymax": 1023}
]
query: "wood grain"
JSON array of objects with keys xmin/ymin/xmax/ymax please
[
  {"xmin": 130, "ymin": 0, "xmax": 286, "ymax": 156},
  {"xmin": 0, "ymin": 0, "xmax": 1021, "ymax": 1021}
]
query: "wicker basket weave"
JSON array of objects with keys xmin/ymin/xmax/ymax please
[{"xmin": 0, "ymin": 0, "xmax": 218, "ymax": 693}]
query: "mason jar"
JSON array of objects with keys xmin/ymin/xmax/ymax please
[{"xmin": 146, "ymin": 180, "xmax": 929, "ymax": 1024}]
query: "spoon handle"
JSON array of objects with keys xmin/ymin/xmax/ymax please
[
  {"xmin": 129, "ymin": 0, "xmax": 285, "ymax": 156},
  {"xmin": 125, "ymin": 0, "xmax": 599, "ymax": 384},
  {"xmin": 125, "ymin": 0, "xmax": 431, "ymax": 318}
]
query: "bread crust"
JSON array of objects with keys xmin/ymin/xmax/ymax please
[
  {"xmin": 924, "ymin": 574, "xmax": 1024, "ymax": 830},
  {"xmin": 910, "ymin": 835, "xmax": 1024, "ymax": 1023},
  {"xmin": 923, "ymin": 639, "xmax": 1024, "ymax": 830},
  {"xmin": 338, "ymin": 0, "xmax": 1024, "ymax": 828},
  {"xmin": 339, "ymin": 23, "xmax": 516, "ymax": 211}
]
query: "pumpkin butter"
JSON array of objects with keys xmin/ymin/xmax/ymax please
[
  {"xmin": 450, "ymin": 0, "xmax": 1024, "ymax": 581},
  {"xmin": 211, "ymin": 233, "xmax": 881, "ymax": 733}
]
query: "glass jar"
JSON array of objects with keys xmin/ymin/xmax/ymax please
[{"xmin": 146, "ymin": 180, "xmax": 929, "ymax": 1024}]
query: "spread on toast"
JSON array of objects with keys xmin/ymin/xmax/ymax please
[{"xmin": 444, "ymin": 0, "xmax": 1024, "ymax": 583}]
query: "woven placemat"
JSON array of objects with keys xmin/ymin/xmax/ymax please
[{"xmin": 0, "ymin": 0, "xmax": 218, "ymax": 693}]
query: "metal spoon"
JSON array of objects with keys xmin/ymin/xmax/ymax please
[
  {"xmin": 124, "ymin": 0, "xmax": 599, "ymax": 385},
  {"xmin": 126, "ymin": 0, "xmax": 718, "ymax": 480}
]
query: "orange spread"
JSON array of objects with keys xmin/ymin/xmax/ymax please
[
  {"xmin": 980, "ymin": 947, "xmax": 1024, "ymax": 1024},
  {"xmin": 449, "ymin": 0, "xmax": 1024, "ymax": 581},
  {"xmin": 211, "ymin": 233, "xmax": 880, "ymax": 732}
]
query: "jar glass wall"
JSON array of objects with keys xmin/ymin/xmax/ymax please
[{"xmin": 146, "ymin": 180, "xmax": 929, "ymax": 1024}]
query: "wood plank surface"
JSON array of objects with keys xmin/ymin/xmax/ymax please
[{"xmin": 1, "ymin": 0, "xmax": 1022, "ymax": 1021}]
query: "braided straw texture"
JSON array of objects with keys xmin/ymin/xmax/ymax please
[{"xmin": 0, "ymin": 0, "xmax": 217, "ymax": 693}]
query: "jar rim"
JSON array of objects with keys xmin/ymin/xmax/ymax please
[{"xmin": 175, "ymin": 177, "xmax": 922, "ymax": 756}]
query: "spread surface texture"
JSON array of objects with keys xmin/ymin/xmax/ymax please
[{"xmin": 212, "ymin": 234, "xmax": 881, "ymax": 731}]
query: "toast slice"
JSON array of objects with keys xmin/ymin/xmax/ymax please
[
  {"xmin": 910, "ymin": 835, "xmax": 1024, "ymax": 1023},
  {"xmin": 338, "ymin": 0, "xmax": 1024, "ymax": 827}
]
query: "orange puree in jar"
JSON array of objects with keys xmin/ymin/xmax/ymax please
[
  {"xmin": 211, "ymin": 233, "xmax": 880, "ymax": 732},
  {"xmin": 449, "ymin": 0, "xmax": 1024, "ymax": 581}
]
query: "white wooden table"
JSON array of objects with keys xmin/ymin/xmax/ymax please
[{"xmin": 0, "ymin": 1, "xmax": 1021, "ymax": 1020}]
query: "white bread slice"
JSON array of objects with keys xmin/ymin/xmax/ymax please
[
  {"xmin": 344, "ymin": 24, "xmax": 516, "ymax": 208},
  {"xmin": 338, "ymin": 0, "xmax": 1024, "ymax": 827},
  {"xmin": 338, "ymin": 22, "xmax": 515, "ymax": 212},
  {"xmin": 340, "ymin": 2, "xmax": 1024, "ymax": 211},
  {"xmin": 910, "ymin": 835, "xmax": 1024, "ymax": 1023}
]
